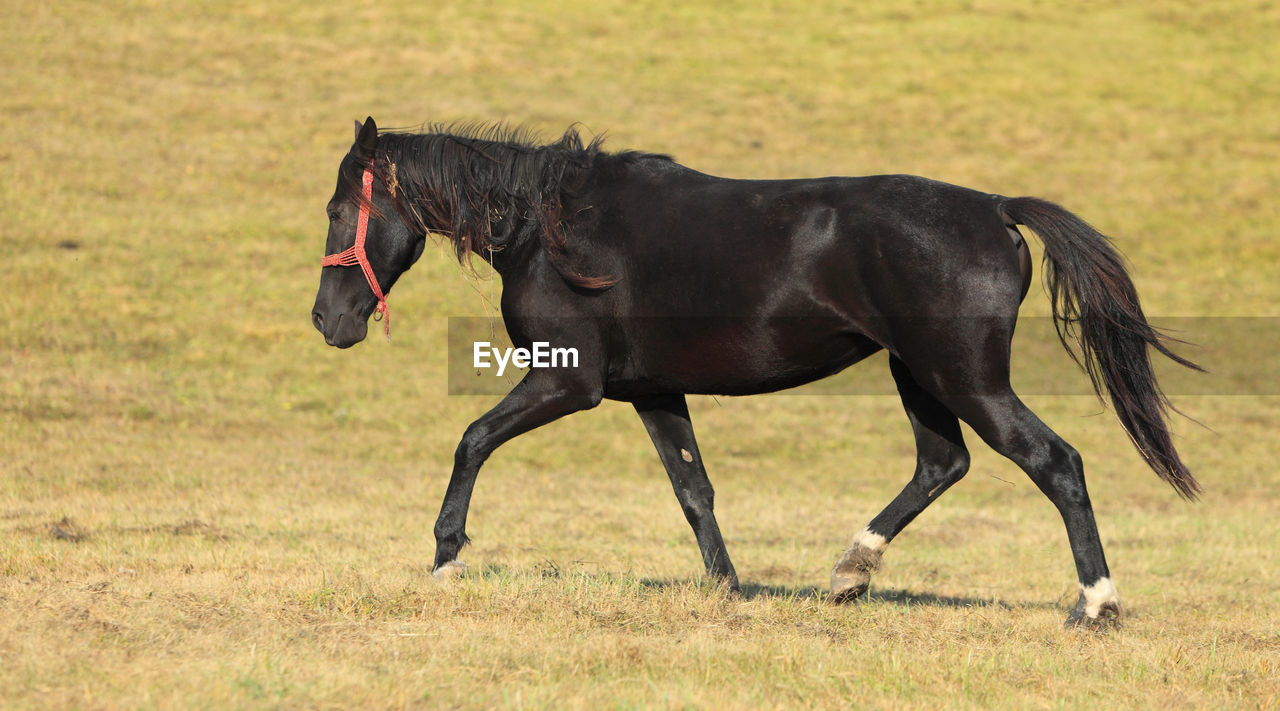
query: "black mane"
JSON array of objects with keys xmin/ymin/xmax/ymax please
[{"xmin": 349, "ymin": 123, "xmax": 656, "ymax": 288}]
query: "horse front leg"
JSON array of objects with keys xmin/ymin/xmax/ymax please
[
  {"xmin": 432, "ymin": 370, "xmax": 602, "ymax": 577},
  {"xmin": 633, "ymin": 394, "xmax": 740, "ymax": 592}
]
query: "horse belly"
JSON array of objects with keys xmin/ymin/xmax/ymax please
[{"xmin": 605, "ymin": 318, "xmax": 882, "ymax": 398}]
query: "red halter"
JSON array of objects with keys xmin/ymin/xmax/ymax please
[{"xmin": 321, "ymin": 165, "xmax": 390, "ymax": 340}]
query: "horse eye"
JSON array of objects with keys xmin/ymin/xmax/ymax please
[{"xmin": 327, "ymin": 209, "xmax": 341, "ymax": 223}]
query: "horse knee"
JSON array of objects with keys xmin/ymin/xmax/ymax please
[
  {"xmin": 455, "ymin": 422, "xmax": 494, "ymax": 469},
  {"xmin": 946, "ymin": 447, "xmax": 971, "ymax": 481},
  {"xmin": 919, "ymin": 446, "xmax": 970, "ymax": 495},
  {"xmin": 674, "ymin": 480, "xmax": 715, "ymax": 521}
]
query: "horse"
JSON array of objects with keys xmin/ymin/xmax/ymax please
[{"xmin": 311, "ymin": 117, "xmax": 1200, "ymax": 629}]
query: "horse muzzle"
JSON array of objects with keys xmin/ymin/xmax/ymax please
[{"xmin": 311, "ymin": 307, "xmax": 369, "ymax": 349}]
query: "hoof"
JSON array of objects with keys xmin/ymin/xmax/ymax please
[
  {"xmin": 1065, "ymin": 598, "xmax": 1122, "ymax": 631},
  {"xmin": 827, "ymin": 542, "xmax": 882, "ymax": 605},
  {"xmin": 714, "ymin": 574, "xmax": 742, "ymax": 596},
  {"xmin": 432, "ymin": 560, "xmax": 469, "ymax": 582},
  {"xmin": 1065, "ymin": 579, "xmax": 1123, "ymax": 631},
  {"xmin": 827, "ymin": 574, "xmax": 870, "ymax": 605}
]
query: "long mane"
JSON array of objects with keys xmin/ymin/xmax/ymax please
[{"xmin": 349, "ymin": 123, "xmax": 619, "ymax": 289}]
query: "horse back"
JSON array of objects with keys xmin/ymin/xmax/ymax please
[{"xmin": 511, "ymin": 158, "xmax": 1028, "ymax": 396}]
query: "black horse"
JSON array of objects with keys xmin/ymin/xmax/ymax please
[{"xmin": 312, "ymin": 117, "xmax": 1200, "ymax": 628}]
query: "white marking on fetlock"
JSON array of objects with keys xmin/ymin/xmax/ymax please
[
  {"xmin": 432, "ymin": 560, "xmax": 468, "ymax": 581},
  {"xmin": 849, "ymin": 527, "xmax": 888, "ymax": 553},
  {"xmin": 1081, "ymin": 577, "xmax": 1121, "ymax": 618},
  {"xmin": 829, "ymin": 528, "xmax": 888, "ymax": 602}
]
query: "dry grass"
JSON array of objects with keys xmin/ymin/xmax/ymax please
[{"xmin": 2, "ymin": 0, "xmax": 1278, "ymax": 708}]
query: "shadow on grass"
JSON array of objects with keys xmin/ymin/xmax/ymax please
[
  {"xmin": 639, "ymin": 576, "xmax": 1059, "ymax": 613},
  {"xmin": 862, "ymin": 588, "xmax": 1058, "ymax": 612},
  {"xmin": 467, "ymin": 564, "xmax": 1059, "ymax": 614}
]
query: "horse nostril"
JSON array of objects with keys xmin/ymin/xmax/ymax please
[{"xmin": 312, "ymin": 311, "xmax": 325, "ymax": 333}]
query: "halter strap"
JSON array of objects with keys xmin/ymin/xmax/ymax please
[{"xmin": 321, "ymin": 165, "xmax": 390, "ymax": 340}]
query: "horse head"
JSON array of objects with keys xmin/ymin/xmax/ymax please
[{"xmin": 311, "ymin": 117, "xmax": 425, "ymax": 347}]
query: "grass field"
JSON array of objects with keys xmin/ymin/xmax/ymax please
[{"xmin": 2, "ymin": 0, "xmax": 1278, "ymax": 708}]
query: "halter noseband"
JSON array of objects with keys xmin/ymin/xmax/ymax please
[{"xmin": 321, "ymin": 165, "xmax": 391, "ymax": 340}]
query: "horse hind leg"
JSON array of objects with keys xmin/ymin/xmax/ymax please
[
  {"xmin": 973, "ymin": 392, "xmax": 1121, "ymax": 628},
  {"xmin": 900, "ymin": 336, "xmax": 1122, "ymax": 629},
  {"xmin": 829, "ymin": 356, "xmax": 970, "ymax": 603}
]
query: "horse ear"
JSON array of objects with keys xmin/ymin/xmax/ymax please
[{"xmin": 353, "ymin": 116, "xmax": 378, "ymax": 157}]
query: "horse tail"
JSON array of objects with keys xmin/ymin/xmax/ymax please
[{"xmin": 1000, "ymin": 196, "xmax": 1203, "ymax": 500}]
